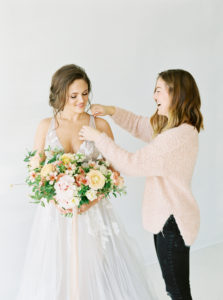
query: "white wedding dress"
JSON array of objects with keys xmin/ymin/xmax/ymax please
[{"xmin": 17, "ymin": 115, "xmax": 154, "ymax": 300}]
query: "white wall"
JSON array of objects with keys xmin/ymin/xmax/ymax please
[{"xmin": 0, "ymin": 0, "xmax": 222, "ymax": 298}]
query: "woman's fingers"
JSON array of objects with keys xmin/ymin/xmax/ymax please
[
  {"xmin": 78, "ymin": 204, "xmax": 89, "ymax": 214},
  {"xmin": 91, "ymin": 104, "xmax": 105, "ymax": 116},
  {"xmin": 79, "ymin": 126, "xmax": 99, "ymax": 142},
  {"xmin": 57, "ymin": 206, "xmax": 73, "ymax": 215}
]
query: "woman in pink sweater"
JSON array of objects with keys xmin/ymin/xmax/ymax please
[{"xmin": 79, "ymin": 69, "xmax": 204, "ymax": 300}]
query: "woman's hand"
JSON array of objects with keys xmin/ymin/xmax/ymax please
[
  {"xmin": 91, "ymin": 104, "xmax": 116, "ymax": 117},
  {"xmin": 78, "ymin": 194, "xmax": 104, "ymax": 215},
  {"xmin": 57, "ymin": 206, "xmax": 73, "ymax": 215},
  {"xmin": 79, "ymin": 126, "xmax": 101, "ymax": 142},
  {"xmin": 49, "ymin": 200, "xmax": 73, "ymax": 215},
  {"xmin": 78, "ymin": 199, "xmax": 97, "ymax": 214}
]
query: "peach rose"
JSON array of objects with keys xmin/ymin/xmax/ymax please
[
  {"xmin": 111, "ymin": 171, "xmax": 120, "ymax": 186},
  {"xmin": 40, "ymin": 163, "xmax": 56, "ymax": 178},
  {"xmin": 29, "ymin": 156, "xmax": 40, "ymax": 170},
  {"xmin": 75, "ymin": 174, "xmax": 88, "ymax": 187},
  {"xmin": 86, "ymin": 170, "xmax": 105, "ymax": 190}
]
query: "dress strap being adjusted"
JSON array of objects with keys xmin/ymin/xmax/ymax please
[{"xmin": 89, "ymin": 115, "xmax": 96, "ymax": 129}]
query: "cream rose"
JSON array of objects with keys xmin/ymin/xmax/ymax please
[
  {"xmin": 29, "ymin": 156, "xmax": 40, "ymax": 170},
  {"xmin": 41, "ymin": 163, "xmax": 56, "ymax": 178},
  {"xmin": 86, "ymin": 170, "xmax": 105, "ymax": 190},
  {"xmin": 99, "ymin": 165, "xmax": 108, "ymax": 175},
  {"xmin": 86, "ymin": 189, "xmax": 98, "ymax": 201},
  {"xmin": 60, "ymin": 153, "xmax": 75, "ymax": 164}
]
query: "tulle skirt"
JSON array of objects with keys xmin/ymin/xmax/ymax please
[{"xmin": 16, "ymin": 198, "xmax": 154, "ymax": 300}]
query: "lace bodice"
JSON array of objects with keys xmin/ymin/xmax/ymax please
[{"xmin": 45, "ymin": 115, "xmax": 101, "ymax": 160}]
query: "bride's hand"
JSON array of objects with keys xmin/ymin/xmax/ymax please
[
  {"xmin": 78, "ymin": 201, "xmax": 95, "ymax": 214},
  {"xmin": 79, "ymin": 126, "xmax": 101, "ymax": 142},
  {"xmin": 78, "ymin": 194, "xmax": 104, "ymax": 214},
  {"xmin": 91, "ymin": 104, "xmax": 116, "ymax": 117},
  {"xmin": 49, "ymin": 200, "xmax": 73, "ymax": 215},
  {"xmin": 57, "ymin": 206, "xmax": 73, "ymax": 215}
]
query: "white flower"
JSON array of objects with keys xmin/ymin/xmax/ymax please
[
  {"xmin": 65, "ymin": 170, "xmax": 74, "ymax": 176},
  {"xmin": 29, "ymin": 156, "xmax": 40, "ymax": 170},
  {"xmin": 81, "ymin": 162, "xmax": 89, "ymax": 168},
  {"xmin": 46, "ymin": 172, "xmax": 58, "ymax": 185},
  {"xmin": 87, "ymin": 160, "xmax": 96, "ymax": 168},
  {"xmin": 75, "ymin": 153, "xmax": 85, "ymax": 162},
  {"xmin": 104, "ymin": 160, "xmax": 110, "ymax": 167},
  {"xmin": 99, "ymin": 165, "xmax": 108, "ymax": 175},
  {"xmin": 86, "ymin": 189, "xmax": 98, "ymax": 201},
  {"xmin": 73, "ymin": 188, "xmax": 79, "ymax": 197},
  {"xmin": 72, "ymin": 196, "xmax": 80, "ymax": 206},
  {"xmin": 54, "ymin": 175, "xmax": 78, "ymax": 209},
  {"xmin": 29, "ymin": 171, "xmax": 37, "ymax": 183}
]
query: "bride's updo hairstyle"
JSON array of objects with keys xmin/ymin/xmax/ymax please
[
  {"xmin": 49, "ymin": 64, "xmax": 92, "ymax": 118},
  {"xmin": 150, "ymin": 69, "xmax": 204, "ymax": 136}
]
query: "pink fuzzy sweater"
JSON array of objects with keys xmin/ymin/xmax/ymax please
[{"xmin": 94, "ymin": 107, "xmax": 200, "ymax": 246}]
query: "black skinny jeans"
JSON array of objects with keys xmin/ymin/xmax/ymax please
[{"xmin": 154, "ymin": 215, "xmax": 192, "ymax": 300}]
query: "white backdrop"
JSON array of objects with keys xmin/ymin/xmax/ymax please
[{"xmin": 0, "ymin": 0, "xmax": 223, "ymax": 299}]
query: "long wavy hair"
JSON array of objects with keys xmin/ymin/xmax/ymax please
[
  {"xmin": 150, "ymin": 69, "xmax": 204, "ymax": 136},
  {"xmin": 49, "ymin": 64, "xmax": 92, "ymax": 121}
]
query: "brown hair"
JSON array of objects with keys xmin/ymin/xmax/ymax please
[
  {"xmin": 150, "ymin": 69, "xmax": 204, "ymax": 136},
  {"xmin": 49, "ymin": 64, "xmax": 92, "ymax": 119}
]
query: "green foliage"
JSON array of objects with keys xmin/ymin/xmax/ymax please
[
  {"xmin": 78, "ymin": 184, "xmax": 90, "ymax": 196},
  {"xmin": 64, "ymin": 212, "xmax": 73, "ymax": 218},
  {"xmin": 82, "ymin": 167, "xmax": 90, "ymax": 173},
  {"xmin": 78, "ymin": 195, "xmax": 90, "ymax": 207},
  {"xmin": 24, "ymin": 150, "xmax": 37, "ymax": 162},
  {"xmin": 58, "ymin": 164, "xmax": 66, "ymax": 173},
  {"xmin": 24, "ymin": 147, "xmax": 127, "ymax": 217}
]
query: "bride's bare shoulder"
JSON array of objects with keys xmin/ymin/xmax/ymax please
[
  {"xmin": 36, "ymin": 117, "xmax": 52, "ymax": 134},
  {"xmin": 94, "ymin": 116, "xmax": 114, "ymax": 139},
  {"xmin": 32, "ymin": 118, "xmax": 53, "ymax": 152},
  {"xmin": 94, "ymin": 116, "xmax": 110, "ymax": 129}
]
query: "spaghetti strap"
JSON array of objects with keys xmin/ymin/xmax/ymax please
[
  {"xmin": 45, "ymin": 117, "xmax": 54, "ymax": 134},
  {"xmin": 45, "ymin": 118, "xmax": 55, "ymax": 139},
  {"xmin": 89, "ymin": 115, "xmax": 96, "ymax": 129}
]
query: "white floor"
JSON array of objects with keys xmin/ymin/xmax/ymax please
[{"xmin": 147, "ymin": 242, "xmax": 223, "ymax": 300}]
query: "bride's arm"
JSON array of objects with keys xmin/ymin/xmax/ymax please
[
  {"xmin": 29, "ymin": 118, "xmax": 51, "ymax": 169},
  {"xmin": 94, "ymin": 117, "xmax": 114, "ymax": 140}
]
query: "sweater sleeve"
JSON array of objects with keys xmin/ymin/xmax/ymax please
[
  {"xmin": 111, "ymin": 107, "xmax": 153, "ymax": 143},
  {"xmin": 94, "ymin": 125, "xmax": 196, "ymax": 178}
]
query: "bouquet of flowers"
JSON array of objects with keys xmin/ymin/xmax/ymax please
[{"xmin": 24, "ymin": 147, "xmax": 126, "ymax": 217}]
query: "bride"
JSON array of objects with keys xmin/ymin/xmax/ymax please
[{"xmin": 17, "ymin": 64, "xmax": 155, "ymax": 300}]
